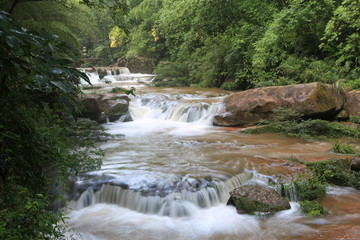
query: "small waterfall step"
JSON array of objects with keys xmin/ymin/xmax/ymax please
[{"xmin": 75, "ymin": 172, "xmax": 273, "ymax": 217}]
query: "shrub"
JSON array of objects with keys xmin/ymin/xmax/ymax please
[
  {"xmin": 299, "ymin": 200, "xmax": 328, "ymax": 217},
  {"xmin": 306, "ymin": 159, "xmax": 360, "ymax": 189},
  {"xmin": 245, "ymin": 108, "xmax": 360, "ymax": 141}
]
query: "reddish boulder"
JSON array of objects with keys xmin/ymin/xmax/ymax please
[
  {"xmin": 213, "ymin": 82, "xmax": 345, "ymax": 127},
  {"xmin": 345, "ymin": 90, "xmax": 360, "ymax": 116}
]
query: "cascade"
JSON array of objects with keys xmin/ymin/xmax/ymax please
[
  {"xmin": 78, "ymin": 67, "xmax": 154, "ymax": 85},
  {"xmin": 131, "ymin": 94, "xmax": 221, "ymax": 123},
  {"xmin": 74, "ymin": 171, "xmax": 274, "ymax": 217}
]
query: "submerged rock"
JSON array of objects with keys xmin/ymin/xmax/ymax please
[
  {"xmin": 228, "ymin": 184, "xmax": 291, "ymax": 214},
  {"xmin": 213, "ymin": 82, "xmax": 345, "ymax": 127}
]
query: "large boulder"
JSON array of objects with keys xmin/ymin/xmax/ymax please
[
  {"xmin": 100, "ymin": 97, "xmax": 130, "ymax": 122},
  {"xmin": 213, "ymin": 82, "xmax": 345, "ymax": 127},
  {"xmin": 79, "ymin": 94, "xmax": 130, "ymax": 123},
  {"xmin": 79, "ymin": 97, "xmax": 106, "ymax": 124},
  {"xmin": 228, "ymin": 184, "xmax": 291, "ymax": 214},
  {"xmin": 345, "ymin": 90, "xmax": 360, "ymax": 116}
]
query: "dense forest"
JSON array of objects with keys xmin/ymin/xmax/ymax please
[
  {"xmin": 3, "ymin": 0, "xmax": 359, "ymax": 90},
  {"xmin": 0, "ymin": 0, "xmax": 359, "ymax": 239}
]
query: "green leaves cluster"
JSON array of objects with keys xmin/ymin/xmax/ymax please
[
  {"xmin": 0, "ymin": 12, "xmax": 105, "ymax": 239},
  {"xmin": 120, "ymin": 0, "xmax": 359, "ymax": 90},
  {"xmin": 306, "ymin": 159, "xmax": 360, "ymax": 189}
]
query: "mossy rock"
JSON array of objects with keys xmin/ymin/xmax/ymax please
[{"xmin": 228, "ymin": 185, "xmax": 291, "ymax": 214}]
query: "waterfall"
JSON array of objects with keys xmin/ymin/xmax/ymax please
[
  {"xmin": 78, "ymin": 67, "xmax": 154, "ymax": 84},
  {"xmin": 74, "ymin": 172, "xmax": 273, "ymax": 217},
  {"xmin": 130, "ymin": 94, "xmax": 221, "ymax": 123}
]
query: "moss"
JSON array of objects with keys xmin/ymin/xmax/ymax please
[
  {"xmin": 299, "ymin": 200, "xmax": 327, "ymax": 217},
  {"xmin": 295, "ymin": 180, "xmax": 326, "ymax": 201},
  {"xmin": 110, "ymin": 87, "xmax": 124, "ymax": 93},
  {"xmin": 236, "ymin": 196, "xmax": 287, "ymax": 214},
  {"xmin": 306, "ymin": 159, "xmax": 360, "ymax": 189}
]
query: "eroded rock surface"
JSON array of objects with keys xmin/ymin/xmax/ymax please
[
  {"xmin": 214, "ymin": 82, "xmax": 345, "ymax": 127},
  {"xmin": 345, "ymin": 90, "xmax": 360, "ymax": 116}
]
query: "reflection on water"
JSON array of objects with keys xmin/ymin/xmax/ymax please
[{"xmin": 67, "ymin": 73, "xmax": 360, "ymax": 240}]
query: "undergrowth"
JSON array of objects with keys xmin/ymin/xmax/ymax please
[
  {"xmin": 279, "ymin": 158, "xmax": 360, "ymax": 217},
  {"xmin": 244, "ymin": 108, "xmax": 360, "ymax": 142},
  {"xmin": 305, "ymin": 159, "xmax": 360, "ymax": 189},
  {"xmin": 332, "ymin": 140, "xmax": 357, "ymax": 154}
]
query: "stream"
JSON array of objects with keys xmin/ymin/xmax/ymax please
[{"xmin": 66, "ymin": 70, "xmax": 360, "ymax": 240}]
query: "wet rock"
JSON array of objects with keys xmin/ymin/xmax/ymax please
[
  {"xmin": 345, "ymin": 90, "xmax": 360, "ymax": 116},
  {"xmin": 101, "ymin": 98, "xmax": 129, "ymax": 122},
  {"xmin": 228, "ymin": 184, "xmax": 291, "ymax": 214},
  {"xmin": 213, "ymin": 82, "xmax": 345, "ymax": 127},
  {"xmin": 79, "ymin": 97, "xmax": 103, "ymax": 123},
  {"xmin": 350, "ymin": 157, "xmax": 360, "ymax": 172},
  {"xmin": 79, "ymin": 94, "xmax": 130, "ymax": 123}
]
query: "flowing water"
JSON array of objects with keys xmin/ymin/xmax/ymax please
[{"xmin": 67, "ymin": 69, "xmax": 360, "ymax": 240}]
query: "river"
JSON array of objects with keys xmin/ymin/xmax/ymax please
[{"xmin": 66, "ymin": 70, "xmax": 360, "ymax": 239}]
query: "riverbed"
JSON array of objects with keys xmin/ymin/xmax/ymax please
[{"xmin": 66, "ymin": 71, "xmax": 360, "ymax": 240}]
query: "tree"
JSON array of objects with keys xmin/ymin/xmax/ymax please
[
  {"xmin": 0, "ymin": 11, "xmax": 104, "ymax": 239},
  {"xmin": 252, "ymin": 0, "xmax": 336, "ymax": 86},
  {"xmin": 321, "ymin": 0, "xmax": 360, "ymax": 68}
]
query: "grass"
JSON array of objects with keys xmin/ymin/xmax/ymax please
[
  {"xmin": 305, "ymin": 159, "xmax": 360, "ymax": 189},
  {"xmin": 244, "ymin": 108, "xmax": 360, "ymax": 142},
  {"xmin": 332, "ymin": 140, "xmax": 357, "ymax": 154}
]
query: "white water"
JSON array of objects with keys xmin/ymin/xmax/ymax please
[
  {"xmin": 66, "ymin": 71, "xmax": 335, "ymax": 239},
  {"xmin": 79, "ymin": 67, "xmax": 155, "ymax": 85}
]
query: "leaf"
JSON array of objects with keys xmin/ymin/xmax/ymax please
[
  {"xmin": 48, "ymin": 44, "xmax": 57, "ymax": 52},
  {"xmin": 35, "ymin": 75, "xmax": 49, "ymax": 87},
  {"xmin": 50, "ymin": 80, "xmax": 74, "ymax": 93},
  {"xmin": 5, "ymin": 36, "xmax": 17, "ymax": 48}
]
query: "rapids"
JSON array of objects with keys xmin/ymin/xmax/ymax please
[{"xmin": 66, "ymin": 69, "xmax": 360, "ymax": 240}]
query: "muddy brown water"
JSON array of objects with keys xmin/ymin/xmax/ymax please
[{"xmin": 68, "ymin": 76, "xmax": 360, "ymax": 240}]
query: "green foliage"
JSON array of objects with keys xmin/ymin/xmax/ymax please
[
  {"xmin": 321, "ymin": 0, "xmax": 360, "ymax": 69},
  {"xmin": 0, "ymin": 185, "xmax": 65, "ymax": 240},
  {"xmin": 10, "ymin": 1, "xmax": 103, "ymax": 55},
  {"xmin": 332, "ymin": 140, "xmax": 357, "ymax": 154},
  {"xmin": 252, "ymin": 0, "xmax": 336, "ymax": 86},
  {"xmin": 110, "ymin": 86, "xmax": 136, "ymax": 96},
  {"xmin": 350, "ymin": 115, "xmax": 360, "ymax": 124},
  {"xmin": 294, "ymin": 180, "xmax": 326, "ymax": 201},
  {"xmin": 245, "ymin": 108, "xmax": 360, "ymax": 141},
  {"xmin": 0, "ymin": 12, "xmax": 106, "ymax": 239},
  {"xmin": 299, "ymin": 200, "xmax": 328, "ymax": 217},
  {"xmin": 306, "ymin": 159, "xmax": 360, "ymax": 189},
  {"xmin": 119, "ymin": 0, "xmax": 360, "ymax": 88},
  {"xmin": 153, "ymin": 62, "xmax": 190, "ymax": 86}
]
